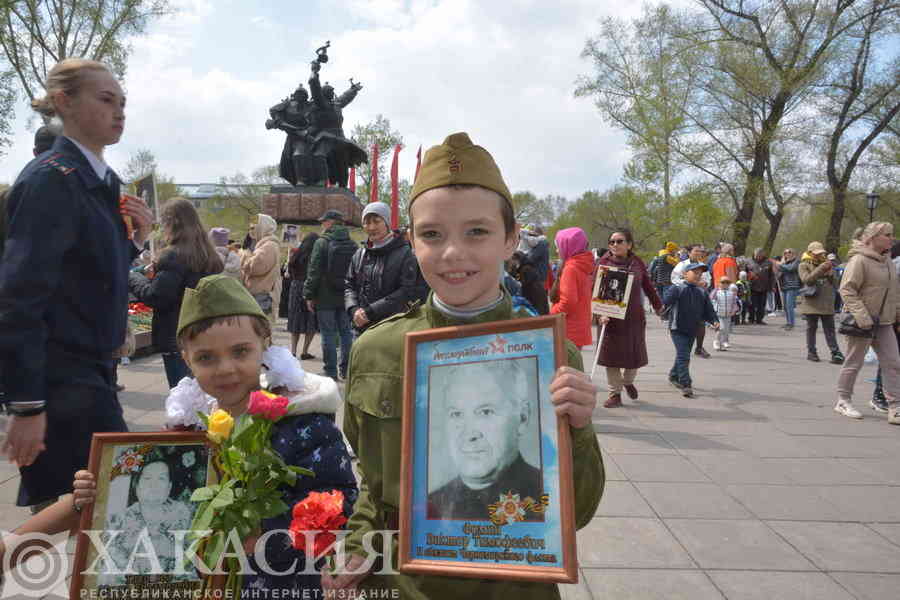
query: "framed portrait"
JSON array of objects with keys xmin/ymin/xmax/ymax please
[
  {"xmin": 282, "ymin": 224, "xmax": 299, "ymax": 245},
  {"xmin": 591, "ymin": 265, "xmax": 634, "ymax": 320},
  {"xmin": 399, "ymin": 314, "xmax": 578, "ymax": 583},
  {"xmin": 70, "ymin": 432, "xmax": 218, "ymax": 600}
]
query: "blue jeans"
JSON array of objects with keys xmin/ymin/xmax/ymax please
[
  {"xmin": 162, "ymin": 352, "xmax": 191, "ymax": 389},
  {"xmin": 317, "ymin": 307, "xmax": 352, "ymax": 378},
  {"xmin": 669, "ymin": 330, "xmax": 695, "ymax": 387},
  {"xmin": 783, "ymin": 288, "xmax": 798, "ymax": 327}
]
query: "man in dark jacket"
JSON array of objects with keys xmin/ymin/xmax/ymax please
[
  {"xmin": 304, "ymin": 209, "xmax": 357, "ymax": 380},
  {"xmin": 749, "ymin": 248, "xmax": 775, "ymax": 324},
  {"xmin": 345, "ymin": 202, "xmax": 428, "ymax": 335}
]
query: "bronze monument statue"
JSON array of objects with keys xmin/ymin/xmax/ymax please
[{"xmin": 266, "ymin": 42, "xmax": 367, "ymax": 188}]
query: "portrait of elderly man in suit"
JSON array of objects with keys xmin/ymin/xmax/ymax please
[{"xmin": 426, "ymin": 357, "xmax": 543, "ymax": 521}]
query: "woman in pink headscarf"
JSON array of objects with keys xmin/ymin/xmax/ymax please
[{"xmin": 550, "ymin": 227, "xmax": 594, "ymax": 348}]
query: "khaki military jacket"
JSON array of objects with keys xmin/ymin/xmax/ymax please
[{"xmin": 342, "ymin": 293, "xmax": 605, "ymax": 600}]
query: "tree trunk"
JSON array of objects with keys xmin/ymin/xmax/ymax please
[
  {"xmin": 732, "ymin": 92, "xmax": 790, "ymax": 256},
  {"xmin": 825, "ymin": 186, "xmax": 847, "ymax": 253},
  {"xmin": 762, "ymin": 212, "xmax": 782, "ymax": 257}
]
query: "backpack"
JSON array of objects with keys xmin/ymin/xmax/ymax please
[{"xmin": 325, "ymin": 237, "xmax": 358, "ymax": 294}]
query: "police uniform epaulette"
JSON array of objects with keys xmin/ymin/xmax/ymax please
[
  {"xmin": 365, "ymin": 300, "xmax": 423, "ymax": 332},
  {"xmin": 40, "ymin": 153, "xmax": 76, "ymax": 176}
]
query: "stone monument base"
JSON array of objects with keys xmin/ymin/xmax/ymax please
[{"xmin": 262, "ymin": 185, "xmax": 363, "ymax": 227}]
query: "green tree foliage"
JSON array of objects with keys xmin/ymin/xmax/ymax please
[
  {"xmin": 511, "ymin": 191, "xmax": 567, "ymax": 230},
  {"xmin": 0, "ymin": 0, "xmax": 172, "ymax": 148},
  {"xmin": 349, "ymin": 114, "xmax": 403, "ymax": 204},
  {"xmin": 576, "ymin": 3, "xmax": 695, "ymax": 206}
]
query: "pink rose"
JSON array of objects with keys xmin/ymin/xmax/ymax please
[{"xmin": 248, "ymin": 390, "xmax": 289, "ymax": 421}]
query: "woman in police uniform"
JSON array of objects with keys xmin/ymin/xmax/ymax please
[{"xmin": 0, "ymin": 58, "xmax": 153, "ymax": 510}]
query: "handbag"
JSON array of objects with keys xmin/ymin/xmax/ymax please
[
  {"xmin": 798, "ymin": 284, "xmax": 818, "ymax": 297},
  {"xmin": 838, "ymin": 286, "xmax": 889, "ymax": 338}
]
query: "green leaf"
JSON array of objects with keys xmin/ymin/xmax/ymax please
[
  {"xmin": 190, "ymin": 486, "xmax": 218, "ymax": 502},
  {"xmin": 210, "ymin": 486, "xmax": 235, "ymax": 509},
  {"xmin": 259, "ymin": 497, "xmax": 290, "ymax": 519},
  {"xmin": 288, "ymin": 465, "xmax": 315, "ymax": 478},
  {"xmin": 190, "ymin": 501, "xmax": 215, "ymax": 532},
  {"xmin": 197, "ymin": 412, "xmax": 209, "ymax": 427},
  {"xmin": 205, "ymin": 531, "xmax": 226, "ymax": 572}
]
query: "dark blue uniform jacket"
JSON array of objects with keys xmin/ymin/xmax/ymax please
[{"xmin": 0, "ymin": 136, "xmax": 138, "ymax": 407}]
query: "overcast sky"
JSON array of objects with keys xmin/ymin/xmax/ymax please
[{"xmin": 0, "ymin": 0, "xmax": 669, "ymax": 199}]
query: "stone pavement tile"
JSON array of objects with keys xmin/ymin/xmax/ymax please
[
  {"xmin": 867, "ymin": 523, "xmax": 900, "ymax": 546},
  {"xmin": 582, "ymin": 569, "xmax": 722, "ymax": 600},
  {"xmin": 592, "ymin": 413, "xmax": 652, "ymax": 433},
  {"xmin": 0, "ymin": 479, "xmax": 20, "ymax": 504},
  {"xmin": 0, "ymin": 502, "xmax": 30, "ymax": 531},
  {"xmin": 612, "ymin": 454, "xmax": 711, "ymax": 483},
  {"xmin": 811, "ymin": 486, "xmax": 900, "ymax": 522},
  {"xmin": 829, "ymin": 573, "xmax": 900, "ymax": 600},
  {"xmin": 706, "ymin": 571, "xmax": 854, "ymax": 600},
  {"xmin": 792, "ymin": 435, "xmax": 896, "ymax": 458},
  {"xmin": 598, "ymin": 432, "xmax": 676, "ymax": 454},
  {"xmin": 765, "ymin": 458, "xmax": 885, "ymax": 485},
  {"xmin": 594, "ymin": 481, "xmax": 656, "ymax": 517},
  {"xmin": 723, "ymin": 485, "xmax": 844, "ymax": 521},
  {"xmin": 634, "ymin": 417, "xmax": 735, "ymax": 435},
  {"xmin": 576, "ymin": 517, "xmax": 694, "ymax": 568},
  {"xmin": 634, "ymin": 482, "xmax": 753, "ymax": 519},
  {"xmin": 767, "ymin": 521, "xmax": 900, "ymax": 572},
  {"xmin": 773, "ymin": 419, "xmax": 895, "ymax": 438},
  {"xmin": 557, "ymin": 570, "xmax": 593, "ymax": 600},
  {"xmin": 655, "ymin": 432, "xmax": 743, "ymax": 455},
  {"xmin": 740, "ymin": 401, "xmax": 836, "ymax": 421},
  {"xmin": 837, "ymin": 458, "xmax": 900, "ymax": 484},
  {"xmin": 600, "ymin": 450, "xmax": 626, "ymax": 481},
  {"xmin": 665, "ymin": 519, "xmax": 816, "ymax": 571},
  {"xmin": 728, "ymin": 433, "xmax": 828, "ymax": 458},
  {"xmin": 686, "ymin": 455, "xmax": 794, "ymax": 484},
  {"xmin": 128, "ymin": 410, "xmax": 167, "ymax": 430},
  {"xmin": 0, "ymin": 459, "xmax": 19, "ymax": 484}
]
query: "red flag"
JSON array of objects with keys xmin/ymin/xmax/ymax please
[
  {"xmin": 414, "ymin": 145, "xmax": 422, "ymax": 182},
  {"xmin": 349, "ymin": 167, "xmax": 356, "ymax": 194},
  {"xmin": 390, "ymin": 144, "xmax": 402, "ymax": 229},
  {"xmin": 370, "ymin": 144, "xmax": 379, "ymax": 204}
]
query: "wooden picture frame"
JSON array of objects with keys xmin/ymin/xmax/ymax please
[
  {"xmin": 398, "ymin": 314, "xmax": 577, "ymax": 583},
  {"xmin": 70, "ymin": 432, "xmax": 221, "ymax": 600}
]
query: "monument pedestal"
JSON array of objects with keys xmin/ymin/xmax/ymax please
[{"xmin": 262, "ymin": 185, "xmax": 363, "ymax": 227}]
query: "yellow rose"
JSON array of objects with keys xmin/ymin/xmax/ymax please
[{"xmin": 207, "ymin": 409, "xmax": 234, "ymax": 444}]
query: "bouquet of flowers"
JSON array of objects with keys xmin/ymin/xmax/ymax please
[{"xmin": 187, "ymin": 390, "xmax": 313, "ymax": 597}]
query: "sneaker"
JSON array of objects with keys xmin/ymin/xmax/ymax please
[
  {"xmin": 682, "ymin": 387, "xmax": 694, "ymax": 398},
  {"xmin": 807, "ymin": 351, "xmax": 821, "ymax": 362},
  {"xmin": 720, "ymin": 346, "xmax": 728, "ymax": 351},
  {"xmin": 669, "ymin": 377, "xmax": 684, "ymax": 390},
  {"xmin": 115, "ymin": 383, "xmax": 126, "ymax": 392},
  {"xmin": 783, "ymin": 324, "xmax": 794, "ymax": 331},
  {"xmin": 723, "ymin": 342, "xmax": 730, "ymax": 349},
  {"xmin": 870, "ymin": 392, "xmax": 889, "ymax": 413},
  {"xmin": 712, "ymin": 340, "xmax": 721, "ymax": 350},
  {"xmin": 624, "ymin": 384, "xmax": 638, "ymax": 399},
  {"xmin": 696, "ymin": 347, "xmax": 711, "ymax": 359},
  {"xmin": 604, "ymin": 393, "xmax": 623, "ymax": 408},
  {"xmin": 300, "ymin": 353, "xmax": 316, "ymax": 360},
  {"xmin": 831, "ymin": 351, "xmax": 845, "ymax": 365},
  {"xmin": 889, "ymin": 406, "xmax": 900, "ymax": 425},
  {"xmin": 834, "ymin": 399, "xmax": 863, "ymax": 419}
]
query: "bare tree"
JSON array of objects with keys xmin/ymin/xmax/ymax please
[
  {"xmin": 0, "ymin": 0, "xmax": 171, "ymax": 140},
  {"xmin": 818, "ymin": 0, "xmax": 900, "ymax": 251},
  {"xmin": 686, "ymin": 0, "xmax": 897, "ymax": 255}
]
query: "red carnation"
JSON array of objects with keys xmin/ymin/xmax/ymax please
[
  {"xmin": 247, "ymin": 390, "xmax": 289, "ymax": 421},
  {"xmin": 289, "ymin": 490, "xmax": 347, "ymax": 556}
]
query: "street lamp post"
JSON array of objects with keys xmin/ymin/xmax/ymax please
[{"xmin": 866, "ymin": 192, "xmax": 880, "ymax": 224}]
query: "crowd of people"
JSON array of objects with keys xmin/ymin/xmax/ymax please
[{"xmin": 0, "ymin": 56, "xmax": 896, "ymax": 600}]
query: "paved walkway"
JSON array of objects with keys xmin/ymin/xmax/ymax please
[{"xmin": 2, "ymin": 314, "xmax": 898, "ymax": 599}]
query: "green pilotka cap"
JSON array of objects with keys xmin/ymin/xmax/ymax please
[
  {"xmin": 177, "ymin": 274, "xmax": 266, "ymax": 337},
  {"xmin": 409, "ymin": 132, "xmax": 513, "ymax": 210}
]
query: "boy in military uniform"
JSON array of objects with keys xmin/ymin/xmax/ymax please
[{"xmin": 323, "ymin": 133, "xmax": 604, "ymax": 599}]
